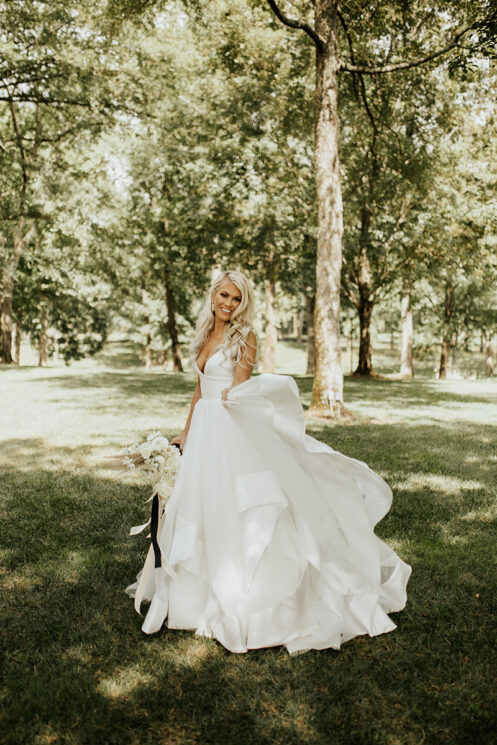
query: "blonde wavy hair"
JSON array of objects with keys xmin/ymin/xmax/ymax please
[{"xmin": 189, "ymin": 270, "xmax": 257, "ymax": 371}]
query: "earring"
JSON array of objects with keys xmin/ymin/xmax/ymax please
[{"xmin": 211, "ymin": 302, "xmax": 215, "ymax": 312}]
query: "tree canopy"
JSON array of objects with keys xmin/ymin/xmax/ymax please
[{"xmin": 0, "ymin": 0, "xmax": 495, "ymax": 393}]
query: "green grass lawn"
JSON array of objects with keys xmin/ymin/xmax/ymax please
[{"xmin": 1, "ymin": 341, "xmax": 496, "ymax": 745}]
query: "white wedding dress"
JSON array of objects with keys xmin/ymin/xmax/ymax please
[{"xmin": 126, "ymin": 349, "xmax": 411, "ymax": 655}]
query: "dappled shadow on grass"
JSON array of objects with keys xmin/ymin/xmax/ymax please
[
  {"xmin": 12, "ymin": 369, "xmax": 196, "ymax": 426},
  {"xmin": 306, "ymin": 419, "xmax": 496, "ymax": 549},
  {"xmin": 92, "ymin": 340, "xmax": 145, "ymax": 369},
  {"xmin": 344, "ymin": 375, "xmax": 497, "ymax": 406},
  {"xmin": 293, "ymin": 374, "xmax": 497, "ymax": 413},
  {"xmin": 1, "ymin": 420, "xmax": 497, "ymax": 745},
  {"xmin": 25, "ymin": 369, "xmax": 195, "ymax": 397}
]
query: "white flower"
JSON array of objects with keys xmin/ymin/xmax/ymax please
[
  {"xmin": 119, "ymin": 431, "xmax": 180, "ymax": 508},
  {"xmin": 154, "ymin": 477, "xmax": 173, "ymax": 505},
  {"xmin": 150, "ymin": 436, "xmax": 170, "ymax": 454},
  {"xmin": 138, "ymin": 442, "xmax": 154, "ymax": 460},
  {"xmin": 147, "ymin": 431, "xmax": 162, "ymax": 442}
]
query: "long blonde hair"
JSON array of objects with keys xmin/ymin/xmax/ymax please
[{"xmin": 189, "ymin": 270, "xmax": 257, "ymax": 371}]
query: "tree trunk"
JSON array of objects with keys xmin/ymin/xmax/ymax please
[
  {"xmin": 309, "ymin": 2, "xmax": 344, "ymax": 413},
  {"xmin": 263, "ymin": 278, "xmax": 277, "ymax": 373},
  {"xmin": 38, "ymin": 297, "xmax": 48, "ymax": 367},
  {"xmin": 0, "ymin": 220, "xmax": 35, "ymax": 364},
  {"xmin": 353, "ymin": 221, "xmax": 375, "ymax": 376},
  {"xmin": 439, "ymin": 284, "xmax": 454, "ymax": 380},
  {"xmin": 348, "ymin": 315, "xmax": 354, "ymax": 375},
  {"xmin": 156, "ymin": 348, "xmax": 169, "ymax": 369},
  {"xmin": 306, "ymin": 295, "xmax": 316, "ymax": 375},
  {"xmin": 485, "ymin": 341, "xmax": 494, "ymax": 377},
  {"xmin": 164, "ymin": 264, "xmax": 183, "ymax": 372},
  {"xmin": 291, "ymin": 312, "xmax": 298, "ymax": 339},
  {"xmin": 296, "ymin": 310, "xmax": 304, "ymax": 343},
  {"xmin": 14, "ymin": 318, "xmax": 22, "ymax": 365},
  {"xmin": 0, "ymin": 277, "xmax": 14, "ymax": 364},
  {"xmin": 354, "ymin": 296, "xmax": 374, "ymax": 376},
  {"xmin": 400, "ymin": 281, "xmax": 414, "ymax": 377},
  {"xmin": 144, "ymin": 332, "xmax": 153, "ymax": 369},
  {"xmin": 451, "ymin": 331, "xmax": 457, "ymax": 370},
  {"xmin": 439, "ymin": 336, "xmax": 450, "ymax": 380}
]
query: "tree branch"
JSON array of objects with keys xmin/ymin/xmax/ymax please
[
  {"xmin": 7, "ymin": 95, "xmax": 29, "ymax": 207},
  {"xmin": 341, "ymin": 268, "xmax": 361, "ymax": 309},
  {"xmin": 337, "ymin": 10, "xmax": 378, "ymax": 135},
  {"xmin": 266, "ymin": 0, "xmax": 324, "ymax": 52},
  {"xmin": 339, "ymin": 21, "xmax": 481, "ymax": 74},
  {"xmin": 0, "ymin": 94, "xmax": 94, "ymax": 107},
  {"xmin": 337, "ymin": 8, "xmax": 359, "ymax": 101}
]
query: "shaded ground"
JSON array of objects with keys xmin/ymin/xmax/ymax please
[{"xmin": 1, "ymin": 342, "xmax": 496, "ymax": 745}]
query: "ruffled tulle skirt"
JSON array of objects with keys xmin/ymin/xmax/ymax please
[{"xmin": 126, "ymin": 373, "xmax": 411, "ymax": 655}]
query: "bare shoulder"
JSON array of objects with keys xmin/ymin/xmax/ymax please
[
  {"xmin": 245, "ymin": 330, "xmax": 257, "ymax": 360},
  {"xmin": 238, "ymin": 330, "xmax": 257, "ymax": 372},
  {"xmin": 246, "ymin": 330, "xmax": 257, "ymax": 350}
]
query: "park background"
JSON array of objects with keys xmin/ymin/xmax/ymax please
[{"xmin": 1, "ymin": 1, "xmax": 496, "ymax": 744}]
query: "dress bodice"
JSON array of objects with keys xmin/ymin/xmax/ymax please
[{"xmin": 195, "ymin": 349, "xmax": 235, "ymax": 399}]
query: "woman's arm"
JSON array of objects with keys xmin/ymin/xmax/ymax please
[
  {"xmin": 221, "ymin": 331, "xmax": 257, "ymax": 402},
  {"xmin": 170, "ymin": 376, "xmax": 202, "ymax": 452}
]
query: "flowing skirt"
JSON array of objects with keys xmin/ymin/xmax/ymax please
[{"xmin": 126, "ymin": 373, "xmax": 411, "ymax": 654}]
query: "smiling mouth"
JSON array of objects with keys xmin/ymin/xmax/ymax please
[{"xmin": 220, "ymin": 307, "xmax": 233, "ymax": 313}]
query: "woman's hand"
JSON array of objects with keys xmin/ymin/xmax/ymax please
[
  {"xmin": 170, "ymin": 430, "xmax": 188, "ymax": 453},
  {"xmin": 221, "ymin": 387, "xmax": 232, "ymax": 404}
]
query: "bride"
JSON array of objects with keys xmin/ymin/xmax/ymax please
[{"xmin": 126, "ymin": 269, "xmax": 411, "ymax": 655}]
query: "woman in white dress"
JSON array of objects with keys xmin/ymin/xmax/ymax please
[{"xmin": 126, "ymin": 270, "xmax": 412, "ymax": 655}]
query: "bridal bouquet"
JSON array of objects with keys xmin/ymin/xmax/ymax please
[
  {"xmin": 106, "ymin": 432, "xmax": 182, "ymax": 608},
  {"xmin": 106, "ymin": 431, "xmax": 181, "ymax": 509}
]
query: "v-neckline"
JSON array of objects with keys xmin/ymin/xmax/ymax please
[{"xmin": 196, "ymin": 347, "xmax": 221, "ymax": 374}]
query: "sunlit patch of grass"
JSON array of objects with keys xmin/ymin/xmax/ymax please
[
  {"xmin": 0, "ymin": 569, "xmax": 43, "ymax": 592},
  {"xmin": 162, "ymin": 635, "xmax": 223, "ymax": 669},
  {"xmin": 97, "ymin": 665, "xmax": 155, "ymax": 700},
  {"xmin": 460, "ymin": 504, "xmax": 497, "ymax": 523},
  {"xmin": 399, "ymin": 473, "xmax": 485, "ymax": 495}
]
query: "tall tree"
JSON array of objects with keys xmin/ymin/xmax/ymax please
[
  {"xmin": 266, "ymin": 0, "xmax": 496, "ymax": 411},
  {"xmin": 0, "ymin": 0, "xmax": 118, "ymax": 362}
]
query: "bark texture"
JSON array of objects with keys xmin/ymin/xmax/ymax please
[
  {"xmin": 164, "ymin": 264, "xmax": 183, "ymax": 372},
  {"xmin": 14, "ymin": 319, "xmax": 22, "ymax": 365},
  {"xmin": 262, "ymin": 278, "xmax": 277, "ymax": 373},
  {"xmin": 400, "ymin": 281, "xmax": 414, "ymax": 377},
  {"xmin": 485, "ymin": 341, "xmax": 494, "ymax": 377},
  {"xmin": 0, "ymin": 278, "xmax": 14, "ymax": 363},
  {"xmin": 38, "ymin": 295, "xmax": 48, "ymax": 367},
  {"xmin": 144, "ymin": 332, "xmax": 153, "ymax": 369},
  {"xmin": 1, "ymin": 101, "xmax": 39, "ymax": 363},
  {"xmin": 353, "ymin": 217, "xmax": 375, "ymax": 376},
  {"xmin": 354, "ymin": 295, "xmax": 374, "ymax": 376},
  {"xmin": 309, "ymin": 0, "xmax": 344, "ymax": 412},
  {"xmin": 439, "ymin": 284, "xmax": 454, "ymax": 379},
  {"xmin": 306, "ymin": 295, "xmax": 316, "ymax": 375}
]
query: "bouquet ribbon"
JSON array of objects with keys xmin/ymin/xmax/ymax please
[{"xmin": 150, "ymin": 493, "xmax": 162, "ymax": 568}]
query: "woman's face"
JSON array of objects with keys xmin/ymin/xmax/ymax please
[{"xmin": 212, "ymin": 281, "xmax": 242, "ymax": 322}]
